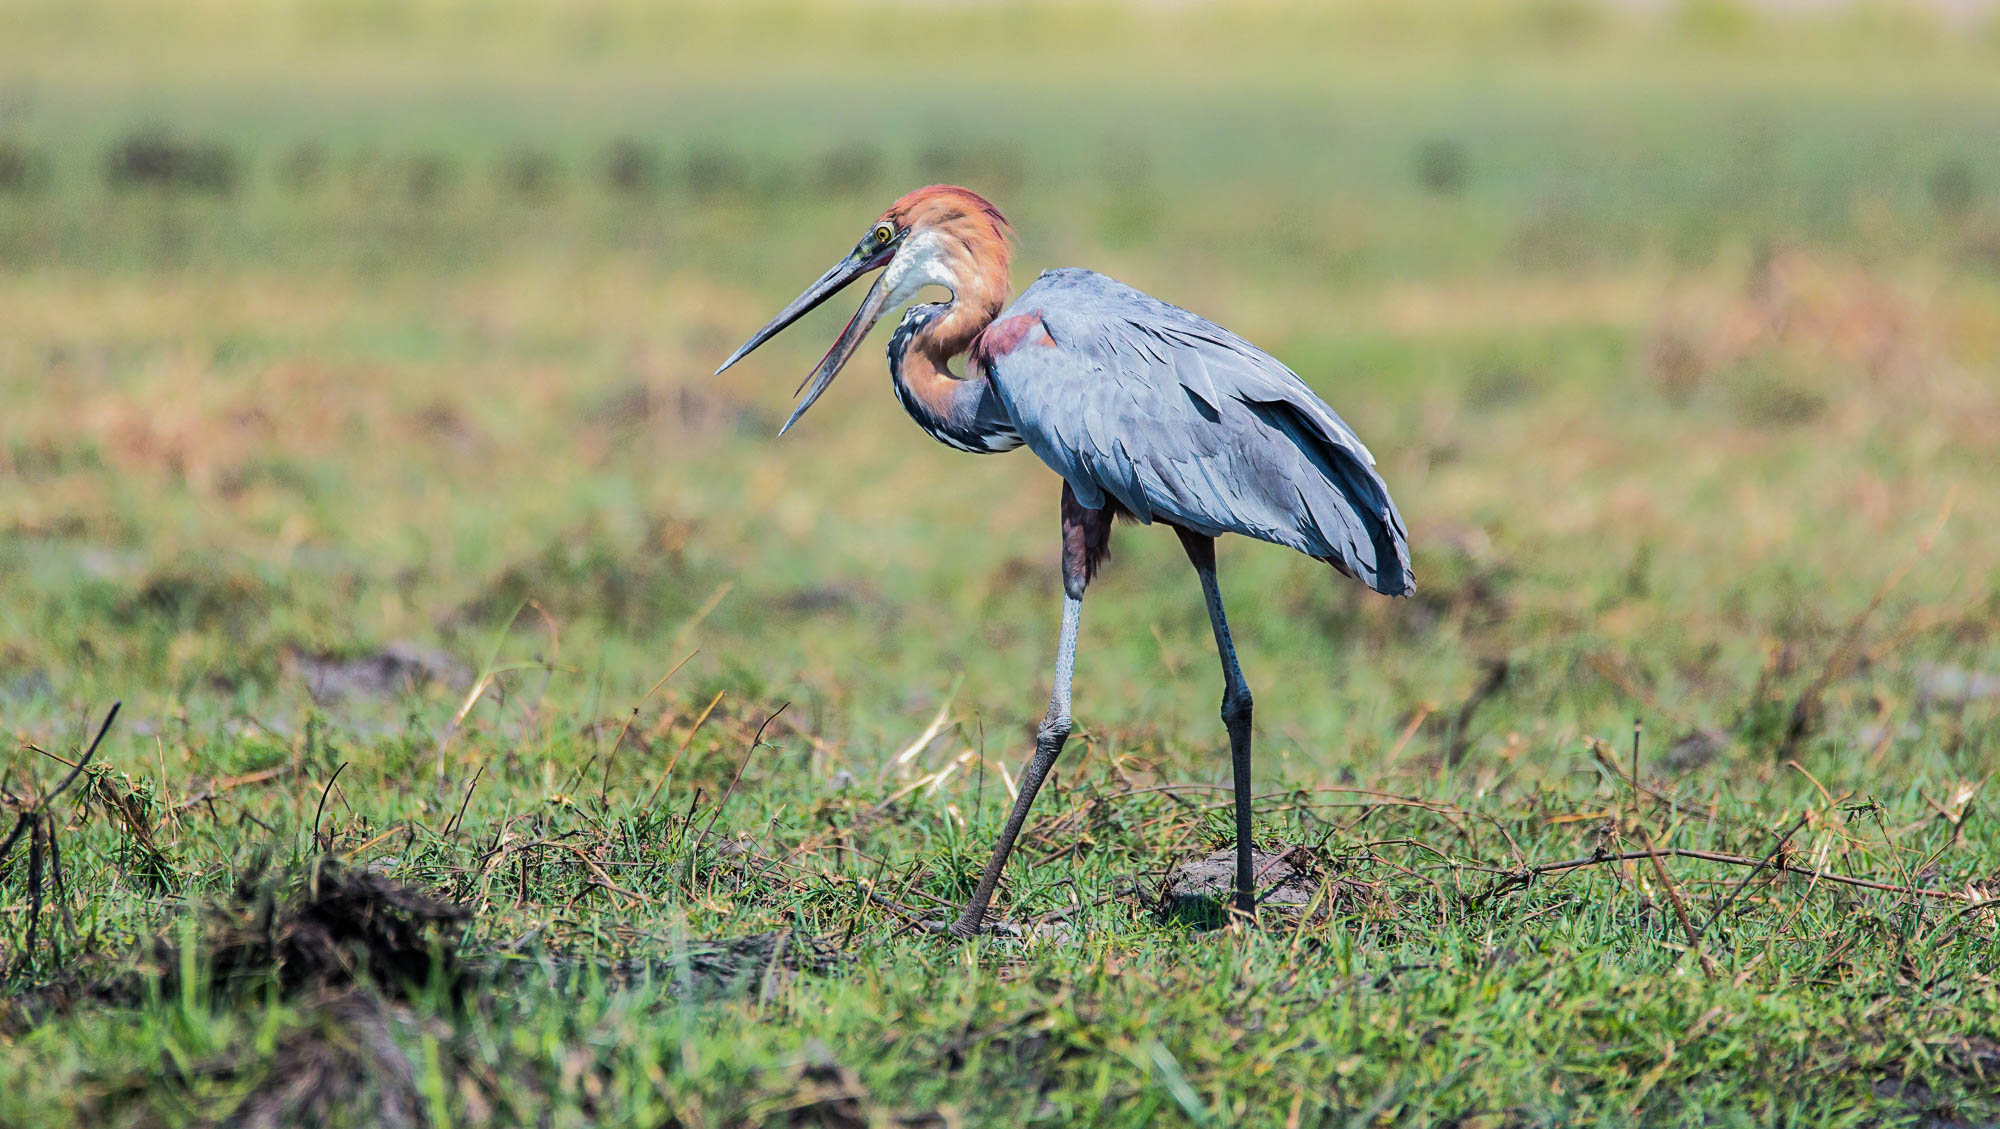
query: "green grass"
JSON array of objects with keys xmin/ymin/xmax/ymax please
[{"xmin": 4, "ymin": 2, "xmax": 2000, "ymax": 1125}]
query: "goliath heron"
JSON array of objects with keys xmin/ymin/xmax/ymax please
[{"xmin": 717, "ymin": 185, "xmax": 1412, "ymax": 937}]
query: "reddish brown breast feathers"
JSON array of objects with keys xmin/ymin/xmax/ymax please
[{"xmin": 971, "ymin": 311, "xmax": 1049, "ymax": 367}]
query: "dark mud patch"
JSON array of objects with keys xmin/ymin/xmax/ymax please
[
  {"xmin": 0, "ymin": 963, "xmax": 150, "ymax": 1034},
  {"xmin": 9, "ymin": 856, "xmax": 843, "ymax": 1024},
  {"xmin": 774, "ymin": 581, "xmax": 886, "ymax": 618},
  {"xmin": 79, "ymin": 989, "xmax": 443, "ymax": 1129},
  {"xmin": 13, "ymin": 857, "xmax": 854, "ymax": 1126},
  {"xmin": 4, "ymin": 858, "xmax": 470, "ymax": 1034},
  {"xmin": 444, "ymin": 517, "xmax": 714, "ymax": 631},
  {"xmin": 224, "ymin": 991, "xmax": 437, "ymax": 1129},
  {"xmin": 1154, "ymin": 844, "xmax": 1375, "ymax": 930},
  {"xmin": 766, "ymin": 1039, "xmax": 926, "ymax": 1129},
  {"xmin": 200, "ymin": 859, "xmax": 473, "ymax": 1000},
  {"xmin": 1872, "ymin": 1036, "xmax": 2000, "ymax": 1129}
]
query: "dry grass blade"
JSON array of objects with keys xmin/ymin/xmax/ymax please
[
  {"xmin": 641, "ymin": 689, "xmax": 726, "ymax": 810},
  {"xmin": 599, "ymin": 649, "xmax": 696, "ymax": 804},
  {"xmin": 699, "ymin": 703, "xmax": 789, "ymax": 844},
  {"xmin": 1640, "ymin": 827, "xmax": 1718, "ymax": 977},
  {"xmin": 1494, "ymin": 846, "xmax": 1983, "ymax": 904}
]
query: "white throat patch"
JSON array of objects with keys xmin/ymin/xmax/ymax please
[{"xmin": 881, "ymin": 229, "xmax": 961, "ymax": 310}]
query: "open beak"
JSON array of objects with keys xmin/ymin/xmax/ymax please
[{"xmin": 714, "ymin": 245, "xmax": 895, "ymax": 435}]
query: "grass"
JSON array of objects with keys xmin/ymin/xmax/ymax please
[{"xmin": 3, "ymin": 1, "xmax": 2000, "ymax": 1125}]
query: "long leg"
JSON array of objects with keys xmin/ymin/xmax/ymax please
[
  {"xmin": 951, "ymin": 486, "xmax": 1109, "ymax": 939},
  {"xmin": 949, "ymin": 592, "xmax": 1078, "ymax": 938},
  {"xmin": 1176, "ymin": 529, "xmax": 1256, "ymax": 920}
]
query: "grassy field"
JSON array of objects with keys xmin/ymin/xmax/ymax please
[{"xmin": 4, "ymin": 2, "xmax": 2000, "ymax": 1125}]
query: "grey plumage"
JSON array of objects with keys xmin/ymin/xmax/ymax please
[{"xmin": 986, "ymin": 268, "xmax": 1413, "ymax": 597}]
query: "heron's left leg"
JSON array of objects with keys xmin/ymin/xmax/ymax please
[
  {"xmin": 949, "ymin": 590, "xmax": 1080, "ymax": 939},
  {"xmin": 950, "ymin": 485, "xmax": 1108, "ymax": 940},
  {"xmin": 1175, "ymin": 529, "xmax": 1256, "ymax": 920}
]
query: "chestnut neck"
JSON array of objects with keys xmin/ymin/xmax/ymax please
[
  {"xmin": 886, "ymin": 295, "xmax": 1022, "ymax": 456},
  {"xmin": 911, "ymin": 250, "xmax": 1010, "ymax": 368}
]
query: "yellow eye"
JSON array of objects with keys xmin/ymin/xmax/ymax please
[{"xmin": 873, "ymin": 224, "xmax": 895, "ymax": 244}]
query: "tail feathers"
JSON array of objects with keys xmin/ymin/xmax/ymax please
[{"xmin": 1264, "ymin": 401, "xmax": 1414, "ymax": 597}]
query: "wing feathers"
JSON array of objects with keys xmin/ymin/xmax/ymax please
[{"xmin": 988, "ymin": 269, "xmax": 1413, "ymax": 596}]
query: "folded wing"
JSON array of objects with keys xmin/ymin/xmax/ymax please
[{"xmin": 987, "ymin": 268, "xmax": 1413, "ymax": 596}]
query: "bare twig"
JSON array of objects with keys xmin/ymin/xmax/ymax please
[
  {"xmin": 1699, "ymin": 812, "xmax": 1812, "ymax": 937},
  {"xmin": 53, "ymin": 701, "xmax": 120, "ymax": 806},
  {"xmin": 167, "ymin": 765, "xmax": 293, "ymax": 813},
  {"xmin": 0, "ymin": 812, "xmax": 30, "ymax": 869},
  {"xmin": 1585, "ymin": 652, "xmax": 1697, "ymax": 728},
  {"xmin": 699, "ymin": 703, "xmax": 789, "ymax": 844},
  {"xmin": 547, "ymin": 841, "xmax": 652, "ymax": 907},
  {"xmin": 1588, "ymin": 739, "xmax": 1719, "ymax": 826},
  {"xmin": 47, "ymin": 815, "xmax": 74, "ymax": 952},
  {"xmin": 1386, "ymin": 703, "xmax": 1435, "ymax": 762},
  {"xmin": 438, "ymin": 600, "xmax": 540, "ymax": 781},
  {"xmin": 3, "ymin": 707, "xmax": 113, "ymax": 966},
  {"xmin": 444, "ymin": 763, "xmax": 485, "ymax": 839},
  {"xmin": 311, "ymin": 762, "xmax": 349, "ymax": 852},
  {"xmin": 24, "ymin": 817, "xmax": 45, "ymax": 960}
]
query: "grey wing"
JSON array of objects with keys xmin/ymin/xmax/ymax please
[{"xmin": 989, "ymin": 269, "xmax": 1413, "ymax": 597}]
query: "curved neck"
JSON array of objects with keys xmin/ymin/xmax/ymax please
[
  {"xmin": 888, "ymin": 298, "xmax": 1021, "ymax": 455},
  {"xmin": 911, "ymin": 251, "xmax": 1009, "ymax": 362}
]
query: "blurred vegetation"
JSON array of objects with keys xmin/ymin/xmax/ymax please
[{"xmin": 2, "ymin": 1, "xmax": 2000, "ymax": 1126}]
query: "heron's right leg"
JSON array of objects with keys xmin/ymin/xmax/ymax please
[
  {"xmin": 1176, "ymin": 528, "xmax": 1257, "ymax": 922},
  {"xmin": 950, "ymin": 485, "xmax": 1107, "ymax": 940}
]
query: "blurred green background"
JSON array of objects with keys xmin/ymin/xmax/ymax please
[
  {"xmin": 4, "ymin": 0, "xmax": 1997, "ymax": 759},
  {"xmin": 4, "ymin": 2, "xmax": 2000, "ymax": 1125}
]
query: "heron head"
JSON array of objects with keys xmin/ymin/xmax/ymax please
[{"xmin": 714, "ymin": 185, "xmax": 1011, "ymax": 434}]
